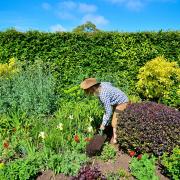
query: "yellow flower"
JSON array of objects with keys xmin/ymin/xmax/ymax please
[{"xmin": 0, "ymin": 163, "xmax": 4, "ymax": 169}]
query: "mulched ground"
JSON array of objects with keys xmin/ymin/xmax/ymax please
[{"xmin": 36, "ymin": 147, "xmax": 169, "ymax": 180}]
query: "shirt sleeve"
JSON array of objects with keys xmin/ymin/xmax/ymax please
[{"xmin": 100, "ymin": 94, "xmax": 112, "ymax": 126}]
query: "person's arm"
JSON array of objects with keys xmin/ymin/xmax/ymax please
[{"xmin": 100, "ymin": 96, "xmax": 112, "ymax": 129}]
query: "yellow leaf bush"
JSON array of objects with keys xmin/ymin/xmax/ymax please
[
  {"xmin": 137, "ymin": 56, "xmax": 180, "ymax": 104},
  {"xmin": 0, "ymin": 57, "xmax": 18, "ymax": 77}
]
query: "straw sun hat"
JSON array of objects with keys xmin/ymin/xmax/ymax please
[{"xmin": 80, "ymin": 78, "xmax": 100, "ymax": 90}]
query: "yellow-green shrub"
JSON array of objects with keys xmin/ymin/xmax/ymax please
[
  {"xmin": 0, "ymin": 57, "xmax": 18, "ymax": 77},
  {"xmin": 137, "ymin": 56, "xmax": 180, "ymax": 105}
]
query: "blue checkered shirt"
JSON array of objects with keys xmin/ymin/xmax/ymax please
[{"xmin": 98, "ymin": 82, "xmax": 128, "ymax": 126}]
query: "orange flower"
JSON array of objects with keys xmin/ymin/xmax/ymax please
[
  {"xmin": 74, "ymin": 135, "xmax": 80, "ymax": 143},
  {"xmin": 3, "ymin": 141, "xmax": 9, "ymax": 149},
  {"xmin": 84, "ymin": 137, "xmax": 92, "ymax": 142},
  {"xmin": 137, "ymin": 154, "xmax": 142, "ymax": 160},
  {"xmin": 129, "ymin": 150, "xmax": 136, "ymax": 157}
]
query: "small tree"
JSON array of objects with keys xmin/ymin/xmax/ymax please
[{"xmin": 72, "ymin": 21, "xmax": 100, "ymax": 33}]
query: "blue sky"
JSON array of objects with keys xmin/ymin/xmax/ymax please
[{"xmin": 0, "ymin": 0, "xmax": 180, "ymax": 32}]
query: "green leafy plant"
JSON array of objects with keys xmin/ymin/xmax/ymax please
[
  {"xmin": 0, "ymin": 60, "xmax": 57, "ymax": 116},
  {"xmin": 130, "ymin": 154, "xmax": 159, "ymax": 180},
  {"xmin": 100, "ymin": 143, "xmax": 117, "ymax": 162},
  {"xmin": 0, "ymin": 152, "xmax": 46, "ymax": 180},
  {"xmin": 161, "ymin": 147, "xmax": 180, "ymax": 180},
  {"xmin": 107, "ymin": 168, "xmax": 130, "ymax": 180},
  {"xmin": 47, "ymin": 150, "xmax": 88, "ymax": 176}
]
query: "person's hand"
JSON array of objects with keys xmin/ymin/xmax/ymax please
[{"xmin": 100, "ymin": 124, "xmax": 105, "ymax": 130}]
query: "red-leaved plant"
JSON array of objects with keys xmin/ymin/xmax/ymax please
[{"xmin": 117, "ymin": 102, "xmax": 180, "ymax": 156}]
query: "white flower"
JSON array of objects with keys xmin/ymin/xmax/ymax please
[
  {"xmin": 87, "ymin": 126, "xmax": 93, "ymax": 133},
  {"xmin": 38, "ymin": 132, "xmax": 46, "ymax": 139},
  {"xmin": 69, "ymin": 115, "xmax": 74, "ymax": 119},
  {"xmin": 89, "ymin": 116, "xmax": 94, "ymax": 122},
  {"xmin": 57, "ymin": 123, "xmax": 63, "ymax": 130}
]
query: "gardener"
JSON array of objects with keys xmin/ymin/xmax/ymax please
[{"xmin": 80, "ymin": 78, "xmax": 129, "ymax": 144}]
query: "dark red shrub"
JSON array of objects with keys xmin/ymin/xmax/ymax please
[
  {"xmin": 71, "ymin": 165, "xmax": 106, "ymax": 180},
  {"xmin": 117, "ymin": 102, "xmax": 180, "ymax": 156}
]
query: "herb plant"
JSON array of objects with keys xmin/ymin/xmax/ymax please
[{"xmin": 130, "ymin": 154, "xmax": 159, "ymax": 180}]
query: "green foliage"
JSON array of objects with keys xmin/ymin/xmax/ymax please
[
  {"xmin": 47, "ymin": 150, "xmax": 88, "ymax": 176},
  {"xmin": 137, "ymin": 56, "xmax": 180, "ymax": 107},
  {"xmin": 130, "ymin": 154, "xmax": 159, "ymax": 180},
  {"xmin": 161, "ymin": 147, "xmax": 180, "ymax": 180},
  {"xmin": 100, "ymin": 143, "xmax": 117, "ymax": 162},
  {"xmin": 0, "ymin": 152, "xmax": 45, "ymax": 180},
  {"xmin": 0, "ymin": 30, "xmax": 179, "ymax": 102},
  {"xmin": 72, "ymin": 21, "xmax": 100, "ymax": 32},
  {"xmin": 0, "ymin": 60, "xmax": 57, "ymax": 115},
  {"xmin": 107, "ymin": 168, "xmax": 130, "ymax": 180}
]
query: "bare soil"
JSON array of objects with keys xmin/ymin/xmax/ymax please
[{"xmin": 36, "ymin": 147, "xmax": 169, "ymax": 180}]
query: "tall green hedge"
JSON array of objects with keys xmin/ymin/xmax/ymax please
[{"xmin": 0, "ymin": 29, "xmax": 179, "ymax": 94}]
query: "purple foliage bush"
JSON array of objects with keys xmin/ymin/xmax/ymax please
[
  {"xmin": 71, "ymin": 165, "xmax": 106, "ymax": 180},
  {"xmin": 117, "ymin": 102, "xmax": 180, "ymax": 156}
]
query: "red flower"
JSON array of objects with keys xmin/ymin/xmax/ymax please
[
  {"xmin": 3, "ymin": 141, "xmax": 9, "ymax": 149},
  {"xmin": 137, "ymin": 154, "xmax": 142, "ymax": 160},
  {"xmin": 129, "ymin": 150, "xmax": 136, "ymax": 157},
  {"xmin": 74, "ymin": 135, "xmax": 80, "ymax": 143},
  {"xmin": 84, "ymin": 137, "xmax": 92, "ymax": 142}
]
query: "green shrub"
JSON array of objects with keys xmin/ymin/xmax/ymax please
[
  {"xmin": 100, "ymin": 143, "xmax": 117, "ymax": 162},
  {"xmin": 161, "ymin": 147, "xmax": 180, "ymax": 180},
  {"xmin": 0, "ymin": 152, "xmax": 45, "ymax": 180},
  {"xmin": 47, "ymin": 150, "xmax": 88, "ymax": 176},
  {"xmin": 130, "ymin": 154, "xmax": 159, "ymax": 180},
  {"xmin": 0, "ymin": 60, "xmax": 57, "ymax": 116},
  {"xmin": 25, "ymin": 99, "xmax": 101, "ymax": 153},
  {"xmin": 137, "ymin": 56, "xmax": 180, "ymax": 107},
  {"xmin": 117, "ymin": 102, "xmax": 180, "ymax": 156},
  {"xmin": 0, "ymin": 30, "xmax": 179, "ymax": 98}
]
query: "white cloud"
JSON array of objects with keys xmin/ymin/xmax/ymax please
[
  {"xmin": 42, "ymin": 2, "xmax": 52, "ymax": 10},
  {"xmin": 56, "ymin": 1, "xmax": 99, "ymax": 20},
  {"xmin": 127, "ymin": 0, "xmax": 144, "ymax": 10},
  {"xmin": 107, "ymin": 0, "xmax": 175, "ymax": 10},
  {"xmin": 82, "ymin": 14, "xmax": 109, "ymax": 26},
  {"xmin": 107, "ymin": 0, "xmax": 145, "ymax": 10},
  {"xmin": 78, "ymin": 3, "xmax": 97, "ymax": 13},
  {"xmin": 50, "ymin": 24, "xmax": 66, "ymax": 32},
  {"xmin": 57, "ymin": 11, "xmax": 76, "ymax": 20},
  {"xmin": 59, "ymin": 1, "xmax": 77, "ymax": 10}
]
